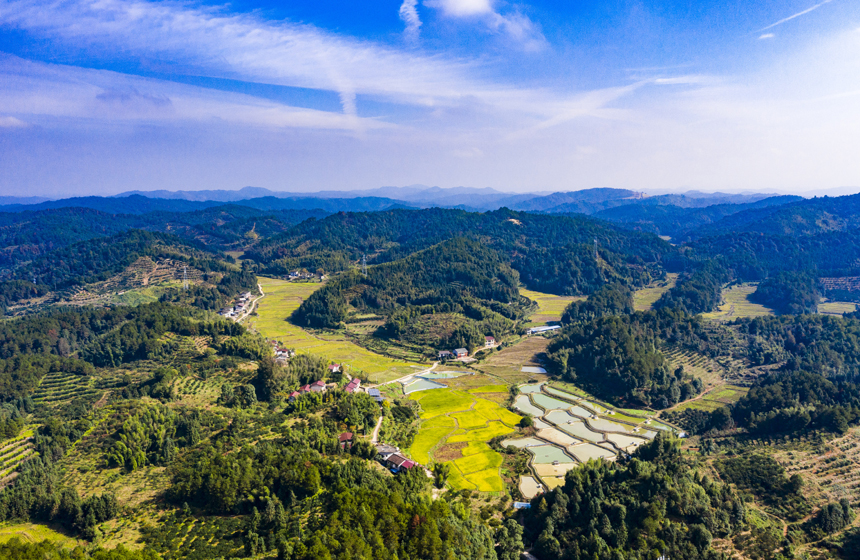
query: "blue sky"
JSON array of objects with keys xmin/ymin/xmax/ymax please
[{"xmin": 0, "ymin": 0, "xmax": 858, "ymax": 197}]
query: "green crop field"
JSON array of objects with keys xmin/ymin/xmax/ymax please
[
  {"xmin": 519, "ymin": 288, "xmax": 584, "ymax": 324},
  {"xmin": 702, "ymin": 283, "xmax": 775, "ymax": 322},
  {"xmin": 411, "ymin": 388, "xmax": 475, "ymax": 419},
  {"xmin": 407, "ymin": 387, "xmax": 521, "ymax": 492},
  {"xmin": 633, "ymin": 273, "xmax": 678, "ymax": 311},
  {"xmin": 409, "ymin": 416, "xmax": 457, "ymax": 465},
  {"xmin": 254, "ymin": 277, "xmax": 419, "ymax": 383}
]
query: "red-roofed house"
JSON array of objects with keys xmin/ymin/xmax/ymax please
[
  {"xmin": 344, "ymin": 378, "xmax": 361, "ymax": 393},
  {"xmin": 310, "ymin": 379, "xmax": 327, "ymax": 393},
  {"xmin": 299, "ymin": 384, "xmax": 311, "ymax": 394},
  {"xmin": 328, "ymin": 364, "xmax": 342, "ymax": 373},
  {"xmin": 385, "ymin": 453, "xmax": 417, "ymax": 473},
  {"xmin": 338, "ymin": 432, "xmax": 353, "ymax": 450},
  {"xmin": 485, "ymin": 336, "xmax": 495, "ymax": 347},
  {"xmin": 288, "ymin": 391, "xmax": 301, "ymax": 402}
]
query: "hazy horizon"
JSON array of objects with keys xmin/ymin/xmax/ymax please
[{"xmin": 4, "ymin": 183, "xmax": 860, "ymax": 203}]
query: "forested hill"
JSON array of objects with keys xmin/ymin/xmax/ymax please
[
  {"xmin": 292, "ymin": 237, "xmax": 523, "ymax": 329},
  {"xmin": 0, "ymin": 230, "xmax": 257, "ymax": 311},
  {"xmin": 6, "ymin": 230, "xmax": 212, "ymax": 290},
  {"xmin": 593, "ymin": 195, "xmax": 801, "ymax": 239},
  {"xmin": 0, "ymin": 206, "xmax": 330, "ymax": 267},
  {"xmin": 687, "ymin": 193, "xmax": 860, "ymax": 239},
  {"xmin": 248, "ymin": 208, "xmax": 674, "ymax": 296}
]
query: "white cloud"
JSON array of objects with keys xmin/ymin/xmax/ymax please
[
  {"xmin": 759, "ymin": 33, "xmax": 775, "ymax": 40},
  {"xmin": 428, "ymin": 0, "xmax": 494, "ymax": 18},
  {"xmin": 425, "ymin": 0, "xmax": 546, "ymax": 51},
  {"xmin": 0, "ymin": 115, "xmax": 27, "ymax": 128},
  {"xmin": 399, "ymin": 0, "xmax": 422, "ymax": 43}
]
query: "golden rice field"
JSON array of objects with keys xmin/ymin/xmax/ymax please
[
  {"xmin": 702, "ymin": 283, "xmax": 775, "ymax": 321},
  {"xmin": 519, "ymin": 288, "xmax": 584, "ymax": 324},
  {"xmin": 407, "ymin": 386, "xmax": 521, "ymax": 492},
  {"xmin": 253, "ymin": 278, "xmax": 419, "ymax": 383}
]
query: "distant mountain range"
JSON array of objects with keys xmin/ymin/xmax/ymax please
[
  {"xmin": 19, "ymin": 186, "xmax": 860, "ymax": 241},
  {"xmin": 3, "ymin": 186, "xmax": 798, "ymax": 215}
]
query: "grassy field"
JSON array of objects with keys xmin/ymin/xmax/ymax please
[
  {"xmin": 633, "ymin": 273, "xmax": 678, "ymax": 311},
  {"xmin": 519, "ymin": 288, "xmax": 584, "ymax": 324},
  {"xmin": 819, "ymin": 300, "xmax": 858, "ymax": 316},
  {"xmin": 671, "ymin": 384, "xmax": 749, "ymax": 413},
  {"xmin": 253, "ymin": 277, "xmax": 419, "ymax": 383},
  {"xmin": 0, "ymin": 522, "xmax": 83, "ymax": 548},
  {"xmin": 407, "ymin": 384, "xmax": 522, "ymax": 492},
  {"xmin": 702, "ymin": 283, "xmax": 775, "ymax": 322}
]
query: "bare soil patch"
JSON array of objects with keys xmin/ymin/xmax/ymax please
[{"xmin": 434, "ymin": 442, "xmax": 468, "ymax": 462}]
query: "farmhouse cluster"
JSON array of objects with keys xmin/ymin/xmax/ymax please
[
  {"xmin": 436, "ymin": 336, "xmax": 496, "ymax": 361},
  {"xmin": 219, "ymin": 291, "xmax": 254, "ymax": 319}
]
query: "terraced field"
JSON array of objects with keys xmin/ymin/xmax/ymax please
[
  {"xmin": 776, "ymin": 429, "xmax": 860, "ymax": 510},
  {"xmin": 505, "ymin": 383, "xmax": 674, "ymax": 495},
  {"xmin": 32, "ymin": 371, "xmax": 99, "ymax": 406},
  {"xmin": 662, "ymin": 346, "xmax": 732, "ymax": 390},
  {"xmin": 0, "ymin": 433, "xmax": 37, "ymax": 486},
  {"xmin": 254, "ymin": 277, "xmax": 419, "ymax": 383},
  {"xmin": 407, "ymin": 386, "xmax": 522, "ymax": 492}
]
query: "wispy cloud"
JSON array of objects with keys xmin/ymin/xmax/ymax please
[
  {"xmin": 0, "ymin": 55, "xmax": 388, "ymax": 131},
  {"xmin": 759, "ymin": 33, "xmax": 775, "ymax": 40},
  {"xmin": 0, "ymin": 0, "xmax": 576, "ymax": 124},
  {"xmin": 0, "ymin": 115, "xmax": 28, "ymax": 128},
  {"xmin": 758, "ymin": 0, "xmax": 833, "ymax": 32},
  {"xmin": 399, "ymin": 0, "xmax": 422, "ymax": 44}
]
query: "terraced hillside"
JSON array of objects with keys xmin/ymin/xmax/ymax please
[
  {"xmin": 0, "ymin": 433, "xmax": 37, "ymax": 487},
  {"xmin": 31, "ymin": 371, "xmax": 99, "ymax": 407}
]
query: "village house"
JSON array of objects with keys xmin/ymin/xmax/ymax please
[
  {"xmin": 328, "ymin": 364, "xmax": 341, "ymax": 373},
  {"xmin": 385, "ymin": 452, "xmax": 416, "ymax": 473},
  {"xmin": 453, "ymin": 348, "xmax": 468, "ymax": 358},
  {"xmin": 375, "ymin": 443, "xmax": 398, "ymax": 461},
  {"xmin": 310, "ymin": 379, "xmax": 326, "ymax": 393},
  {"xmin": 288, "ymin": 391, "xmax": 300, "ymax": 403},
  {"xmin": 485, "ymin": 336, "xmax": 495, "ymax": 347},
  {"xmin": 338, "ymin": 432, "xmax": 353, "ymax": 450},
  {"xmin": 366, "ymin": 388, "xmax": 384, "ymax": 403},
  {"xmin": 344, "ymin": 378, "xmax": 361, "ymax": 393},
  {"xmin": 437, "ymin": 350, "xmax": 453, "ymax": 361}
]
